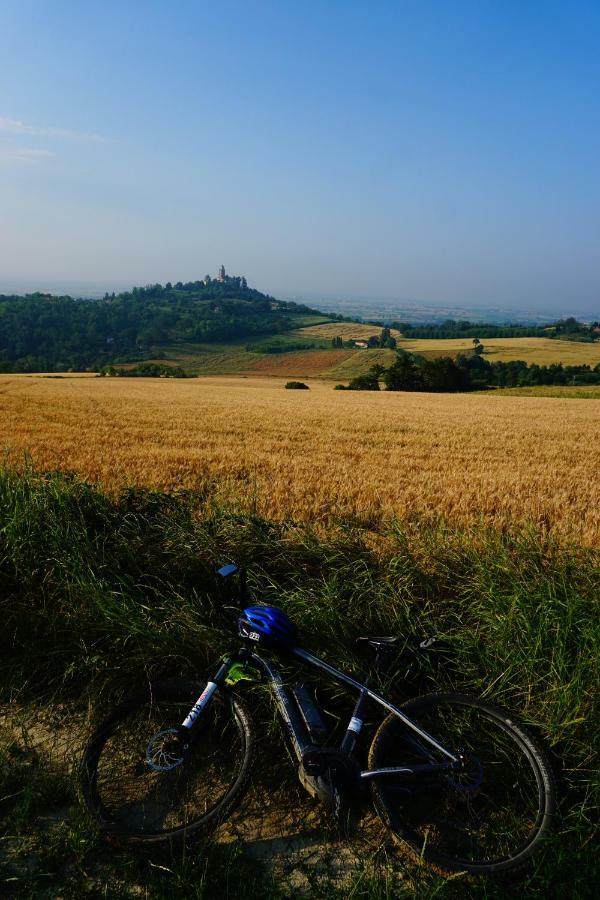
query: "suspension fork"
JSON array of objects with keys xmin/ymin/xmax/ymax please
[
  {"xmin": 181, "ymin": 649, "xmax": 312, "ymax": 762},
  {"xmin": 176, "ymin": 655, "xmax": 237, "ymax": 748}
]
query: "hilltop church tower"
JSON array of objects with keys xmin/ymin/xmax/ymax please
[{"xmin": 217, "ymin": 264, "xmax": 226, "ymax": 282}]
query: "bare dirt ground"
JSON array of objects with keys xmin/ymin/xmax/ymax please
[{"xmin": 1, "ymin": 703, "xmax": 417, "ymax": 897}]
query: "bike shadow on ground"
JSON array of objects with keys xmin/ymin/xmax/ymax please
[{"xmin": 0, "ymin": 701, "xmax": 411, "ymax": 895}]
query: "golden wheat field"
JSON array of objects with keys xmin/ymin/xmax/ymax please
[
  {"xmin": 296, "ymin": 328, "xmax": 600, "ymax": 366},
  {"xmin": 294, "ymin": 322, "xmax": 402, "ymax": 340},
  {"xmin": 396, "ymin": 336, "xmax": 600, "ymax": 364},
  {"xmin": 1, "ymin": 374, "xmax": 599, "ymax": 544}
]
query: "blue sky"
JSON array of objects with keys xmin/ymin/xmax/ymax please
[{"xmin": 1, "ymin": 0, "xmax": 599, "ymax": 313}]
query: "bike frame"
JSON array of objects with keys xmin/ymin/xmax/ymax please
[{"xmin": 179, "ymin": 645, "xmax": 460, "ymax": 779}]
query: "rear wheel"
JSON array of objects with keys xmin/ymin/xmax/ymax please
[
  {"xmin": 81, "ymin": 680, "xmax": 254, "ymax": 843},
  {"xmin": 369, "ymin": 693, "xmax": 555, "ymax": 876}
]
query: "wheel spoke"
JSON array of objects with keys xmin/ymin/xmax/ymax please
[
  {"xmin": 369, "ymin": 694, "xmax": 553, "ymax": 873},
  {"xmin": 81, "ymin": 683, "xmax": 252, "ymax": 839}
]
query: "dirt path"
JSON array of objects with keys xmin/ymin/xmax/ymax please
[{"xmin": 1, "ymin": 703, "xmax": 413, "ymax": 897}]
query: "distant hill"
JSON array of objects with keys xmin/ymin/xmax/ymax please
[
  {"xmin": 1, "ymin": 276, "xmax": 597, "ymax": 374},
  {"xmin": 0, "ymin": 278, "xmax": 326, "ymax": 372}
]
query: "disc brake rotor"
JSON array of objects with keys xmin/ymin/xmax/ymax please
[{"xmin": 145, "ymin": 728, "xmax": 185, "ymax": 772}]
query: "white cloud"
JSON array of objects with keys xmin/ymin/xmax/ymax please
[
  {"xmin": 0, "ymin": 146, "xmax": 56, "ymax": 164},
  {"xmin": 0, "ymin": 116, "xmax": 106, "ymax": 142},
  {"xmin": 15, "ymin": 148, "xmax": 55, "ymax": 158}
]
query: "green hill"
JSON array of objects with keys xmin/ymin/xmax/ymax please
[
  {"xmin": 2, "ymin": 278, "xmax": 597, "ymax": 377},
  {"xmin": 0, "ymin": 277, "xmax": 329, "ymax": 373}
]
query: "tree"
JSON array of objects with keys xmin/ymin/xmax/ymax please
[
  {"xmin": 346, "ymin": 373, "xmax": 380, "ymax": 390},
  {"xmin": 331, "ymin": 335, "xmax": 343, "ymax": 348},
  {"xmin": 420, "ymin": 357, "xmax": 471, "ymax": 392},
  {"xmin": 456, "ymin": 352, "xmax": 490, "ymax": 389},
  {"xmin": 346, "ymin": 365, "xmax": 383, "ymax": 390},
  {"xmin": 384, "ymin": 353, "xmax": 421, "ymax": 391}
]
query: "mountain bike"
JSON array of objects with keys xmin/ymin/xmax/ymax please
[{"xmin": 80, "ymin": 564, "xmax": 556, "ymax": 877}]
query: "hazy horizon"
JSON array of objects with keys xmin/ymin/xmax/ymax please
[
  {"xmin": 1, "ymin": 271, "xmax": 593, "ymax": 326},
  {"xmin": 1, "ymin": 1, "xmax": 599, "ymax": 315}
]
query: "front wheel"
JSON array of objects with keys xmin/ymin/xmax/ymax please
[
  {"xmin": 81, "ymin": 679, "xmax": 254, "ymax": 843},
  {"xmin": 369, "ymin": 693, "xmax": 555, "ymax": 876}
]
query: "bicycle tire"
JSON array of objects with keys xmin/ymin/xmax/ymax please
[
  {"xmin": 369, "ymin": 692, "xmax": 556, "ymax": 876},
  {"xmin": 80, "ymin": 679, "xmax": 254, "ymax": 843}
]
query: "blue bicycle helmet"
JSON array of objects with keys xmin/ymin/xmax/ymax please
[{"xmin": 238, "ymin": 605, "xmax": 298, "ymax": 647}]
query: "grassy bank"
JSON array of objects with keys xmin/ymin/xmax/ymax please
[
  {"xmin": 480, "ymin": 385, "xmax": 600, "ymax": 399},
  {"xmin": 1, "ymin": 468, "xmax": 598, "ymax": 897}
]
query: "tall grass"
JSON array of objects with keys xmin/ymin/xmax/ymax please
[{"xmin": 1, "ymin": 466, "xmax": 598, "ymax": 897}]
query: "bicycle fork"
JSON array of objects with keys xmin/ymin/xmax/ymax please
[{"xmin": 174, "ymin": 657, "xmax": 235, "ymax": 751}]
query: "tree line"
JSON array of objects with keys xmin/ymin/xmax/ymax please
[
  {"xmin": 388, "ymin": 316, "xmax": 599, "ymax": 342},
  {"xmin": 99, "ymin": 363, "xmax": 190, "ymax": 378},
  {"xmin": 336, "ymin": 349, "xmax": 600, "ymax": 392}
]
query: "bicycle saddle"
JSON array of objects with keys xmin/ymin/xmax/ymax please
[{"xmin": 355, "ymin": 636, "xmax": 399, "ymax": 652}]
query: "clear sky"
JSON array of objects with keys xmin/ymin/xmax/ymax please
[{"xmin": 1, "ymin": 0, "xmax": 599, "ymax": 314}]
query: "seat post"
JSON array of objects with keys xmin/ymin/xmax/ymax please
[
  {"xmin": 355, "ymin": 636, "xmax": 399, "ymax": 672},
  {"xmin": 374, "ymin": 643, "xmax": 397, "ymax": 675},
  {"xmin": 340, "ymin": 678, "xmax": 371, "ymax": 755}
]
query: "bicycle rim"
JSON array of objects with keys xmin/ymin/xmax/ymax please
[
  {"xmin": 370, "ymin": 693, "xmax": 554, "ymax": 874},
  {"xmin": 82, "ymin": 681, "xmax": 250, "ymax": 840}
]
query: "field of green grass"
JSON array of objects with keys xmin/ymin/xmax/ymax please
[
  {"xmin": 323, "ymin": 347, "xmax": 398, "ymax": 379},
  {"xmin": 141, "ymin": 331, "xmax": 600, "ymax": 380},
  {"xmin": 289, "ymin": 314, "xmax": 334, "ymax": 328},
  {"xmin": 1, "ymin": 468, "xmax": 597, "ymax": 898},
  {"xmin": 141, "ymin": 332, "xmax": 334, "ymax": 376},
  {"xmin": 144, "ymin": 342, "xmax": 265, "ymax": 374}
]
